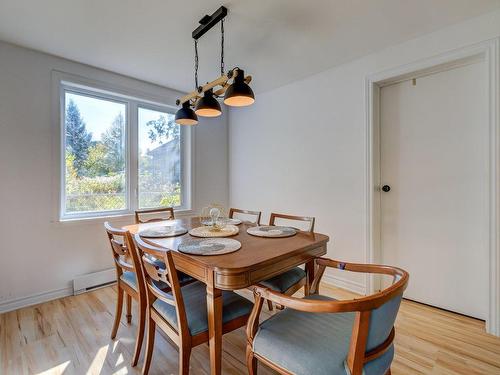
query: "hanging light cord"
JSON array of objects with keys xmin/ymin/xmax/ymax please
[
  {"xmin": 193, "ymin": 17, "xmax": 225, "ymax": 97},
  {"xmin": 220, "ymin": 18, "xmax": 225, "ymax": 76},
  {"xmin": 194, "ymin": 39, "xmax": 199, "ymax": 89}
]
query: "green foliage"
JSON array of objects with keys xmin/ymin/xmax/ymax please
[
  {"xmin": 146, "ymin": 115, "xmax": 179, "ymax": 144},
  {"xmin": 66, "ymin": 151, "xmax": 126, "ymax": 212},
  {"xmin": 65, "ymin": 99, "xmax": 92, "ymax": 175},
  {"xmin": 101, "ymin": 113, "xmax": 125, "ymax": 174},
  {"xmin": 83, "ymin": 143, "xmax": 112, "ymax": 177},
  {"xmin": 159, "ymin": 184, "xmax": 181, "ymax": 207}
]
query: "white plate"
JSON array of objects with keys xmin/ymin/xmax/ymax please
[{"xmin": 226, "ymin": 218, "xmax": 242, "ymax": 225}]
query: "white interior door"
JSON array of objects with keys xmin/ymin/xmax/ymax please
[{"xmin": 380, "ymin": 61, "xmax": 489, "ymax": 320}]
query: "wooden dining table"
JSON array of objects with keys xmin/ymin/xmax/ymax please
[{"xmin": 124, "ymin": 216, "xmax": 329, "ymax": 375}]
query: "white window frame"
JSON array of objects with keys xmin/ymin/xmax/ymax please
[{"xmin": 55, "ymin": 74, "xmax": 193, "ymax": 221}]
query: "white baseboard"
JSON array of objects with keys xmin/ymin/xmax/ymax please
[
  {"xmin": 322, "ymin": 273, "xmax": 366, "ymax": 295},
  {"xmin": 0, "ymin": 287, "xmax": 73, "ymax": 314}
]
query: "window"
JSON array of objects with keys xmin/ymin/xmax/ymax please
[{"xmin": 60, "ymin": 81, "xmax": 190, "ymax": 220}]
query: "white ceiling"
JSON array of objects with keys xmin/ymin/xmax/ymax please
[{"xmin": 0, "ymin": 0, "xmax": 499, "ymax": 93}]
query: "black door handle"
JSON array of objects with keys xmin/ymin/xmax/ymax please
[{"xmin": 382, "ymin": 185, "xmax": 391, "ymax": 192}]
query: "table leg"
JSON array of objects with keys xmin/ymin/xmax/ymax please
[
  {"xmin": 305, "ymin": 258, "xmax": 317, "ymax": 295},
  {"xmin": 206, "ymin": 276, "xmax": 222, "ymax": 375}
]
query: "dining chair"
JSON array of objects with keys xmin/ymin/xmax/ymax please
[
  {"xmin": 246, "ymin": 258, "xmax": 409, "ymax": 375},
  {"xmin": 135, "ymin": 206, "xmax": 175, "ymax": 224},
  {"xmin": 229, "ymin": 208, "xmax": 261, "ymax": 224},
  {"xmin": 260, "ymin": 213, "xmax": 315, "ymax": 310},
  {"xmin": 134, "ymin": 234, "xmax": 254, "ymax": 375},
  {"xmin": 104, "ymin": 222, "xmax": 147, "ymax": 367}
]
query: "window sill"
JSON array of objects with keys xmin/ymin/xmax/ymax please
[{"xmin": 54, "ymin": 208, "xmax": 196, "ymax": 226}]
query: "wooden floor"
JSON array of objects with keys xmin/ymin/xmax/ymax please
[{"xmin": 1, "ymin": 284, "xmax": 500, "ymax": 375}]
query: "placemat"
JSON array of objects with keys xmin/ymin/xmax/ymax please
[
  {"xmin": 246, "ymin": 226, "xmax": 297, "ymax": 238},
  {"xmin": 189, "ymin": 224, "xmax": 239, "ymax": 238},
  {"xmin": 178, "ymin": 238, "xmax": 242, "ymax": 255},
  {"xmin": 138, "ymin": 225, "xmax": 188, "ymax": 238}
]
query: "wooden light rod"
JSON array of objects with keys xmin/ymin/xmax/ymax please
[{"xmin": 176, "ymin": 68, "xmax": 252, "ymax": 106}]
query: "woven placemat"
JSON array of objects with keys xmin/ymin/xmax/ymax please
[
  {"xmin": 246, "ymin": 226, "xmax": 297, "ymax": 238},
  {"xmin": 178, "ymin": 238, "xmax": 241, "ymax": 255},
  {"xmin": 138, "ymin": 225, "xmax": 188, "ymax": 238},
  {"xmin": 189, "ymin": 225, "xmax": 239, "ymax": 238}
]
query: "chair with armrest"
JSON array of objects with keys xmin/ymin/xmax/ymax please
[
  {"xmin": 229, "ymin": 208, "xmax": 262, "ymax": 224},
  {"xmin": 246, "ymin": 258, "xmax": 409, "ymax": 375},
  {"xmin": 134, "ymin": 234, "xmax": 254, "ymax": 375},
  {"xmin": 135, "ymin": 206, "xmax": 175, "ymax": 224},
  {"xmin": 259, "ymin": 213, "xmax": 315, "ymax": 310},
  {"xmin": 104, "ymin": 222, "xmax": 146, "ymax": 367}
]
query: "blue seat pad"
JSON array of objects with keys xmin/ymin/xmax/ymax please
[
  {"xmin": 260, "ymin": 267, "xmax": 306, "ymax": 293},
  {"xmin": 253, "ymin": 295, "xmax": 393, "ymax": 375},
  {"xmin": 153, "ymin": 281, "xmax": 253, "ymax": 336}
]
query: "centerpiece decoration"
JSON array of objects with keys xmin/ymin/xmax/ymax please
[
  {"xmin": 200, "ymin": 204, "xmax": 228, "ymax": 231},
  {"xmin": 190, "ymin": 204, "xmax": 238, "ymax": 237}
]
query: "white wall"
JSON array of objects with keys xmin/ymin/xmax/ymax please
[
  {"xmin": 0, "ymin": 41, "xmax": 228, "ymax": 310},
  {"xmin": 228, "ymin": 10, "xmax": 500, "ymax": 291}
]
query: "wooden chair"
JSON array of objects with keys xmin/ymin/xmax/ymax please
[
  {"xmin": 134, "ymin": 234, "xmax": 254, "ymax": 375},
  {"xmin": 104, "ymin": 222, "xmax": 146, "ymax": 367},
  {"xmin": 135, "ymin": 207, "xmax": 175, "ymax": 224},
  {"xmin": 246, "ymin": 258, "xmax": 409, "ymax": 375},
  {"xmin": 260, "ymin": 213, "xmax": 315, "ymax": 310},
  {"xmin": 229, "ymin": 208, "xmax": 262, "ymax": 224}
]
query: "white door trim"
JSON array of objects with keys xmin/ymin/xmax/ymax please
[{"xmin": 364, "ymin": 38, "xmax": 500, "ymax": 336}]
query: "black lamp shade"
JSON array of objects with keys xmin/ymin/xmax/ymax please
[
  {"xmin": 195, "ymin": 90, "xmax": 222, "ymax": 117},
  {"xmin": 224, "ymin": 69, "xmax": 255, "ymax": 107},
  {"xmin": 175, "ymin": 102, "xmax": 198, "ymax": 125}
]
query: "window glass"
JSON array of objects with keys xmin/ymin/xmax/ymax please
[
  {"xmin": 64, "ymin": 92, "xmax": 127, "ymax": 215},
  {"xmin": 138, "ymin": 107, "xmax": 181, "ymax": 209}
]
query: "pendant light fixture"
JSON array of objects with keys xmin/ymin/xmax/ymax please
[
  {"xmin": 224, "ymin": 69, "xmax": 255, "ymax": 107},
  {"xmin": 195, "ymin": 89, "xmax": 222, "ymax": 117},
  {"xmin": 174, "ymin": 6, "xmax": 255, "ymax": 125},
  {"xmin": 175, "ymin": 101, "xmax": 198, "ymax": 125}
]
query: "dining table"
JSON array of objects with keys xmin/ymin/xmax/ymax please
[{"xmin": 124, "ymin": 216, "xmax": 329, "ymax": 375}]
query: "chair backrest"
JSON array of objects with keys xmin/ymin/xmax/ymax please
[
  {"xmin": 365, "ymin": 292, "xmax": 402, "ymax": 353},
  {"xmin": 104, "ymin": 222, "xmax": 145, "ymax": 292},
  {"xmin": 269, "ymin": 212, "xmax": 315, "ymax": 232},
  {"xmin": 229, "ymin": 208, "xmax": 262, "ymax": 224},
  {"xmin": 135, "ymin": 207, "xmax": 175, "ymax": 224},
  {"xmin": 134, "ymin": 234, "xmax": 189, "ymax": 336}
]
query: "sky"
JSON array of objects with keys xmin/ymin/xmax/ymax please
[{"xmin": 66, "ymin": 92, "xmax": 175, "ymax": 153}]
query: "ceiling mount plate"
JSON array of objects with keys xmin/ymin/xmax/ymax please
[{"xmin": 192, "ymin": 6, "xmax": 228, "ymax": 40}]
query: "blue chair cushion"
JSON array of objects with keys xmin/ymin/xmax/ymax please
[
  {"xmin": 260, "ymin": 267, "xmax": 306, "ymax": 293},
  {"xmin": 253, "ymin": 295, "xmax": 394, "ymax": 375},
  {"xmin": 152, "ymin": 281, "xmax": 253, "ymax": 336},
  {"xmin": 120, "ymin": 271, "xmax": 139, "ymax": 290}
]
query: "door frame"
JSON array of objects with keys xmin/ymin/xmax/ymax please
[{"xmin": 364, "ymin": 38, "xmax": 500, "ymax": 335}]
